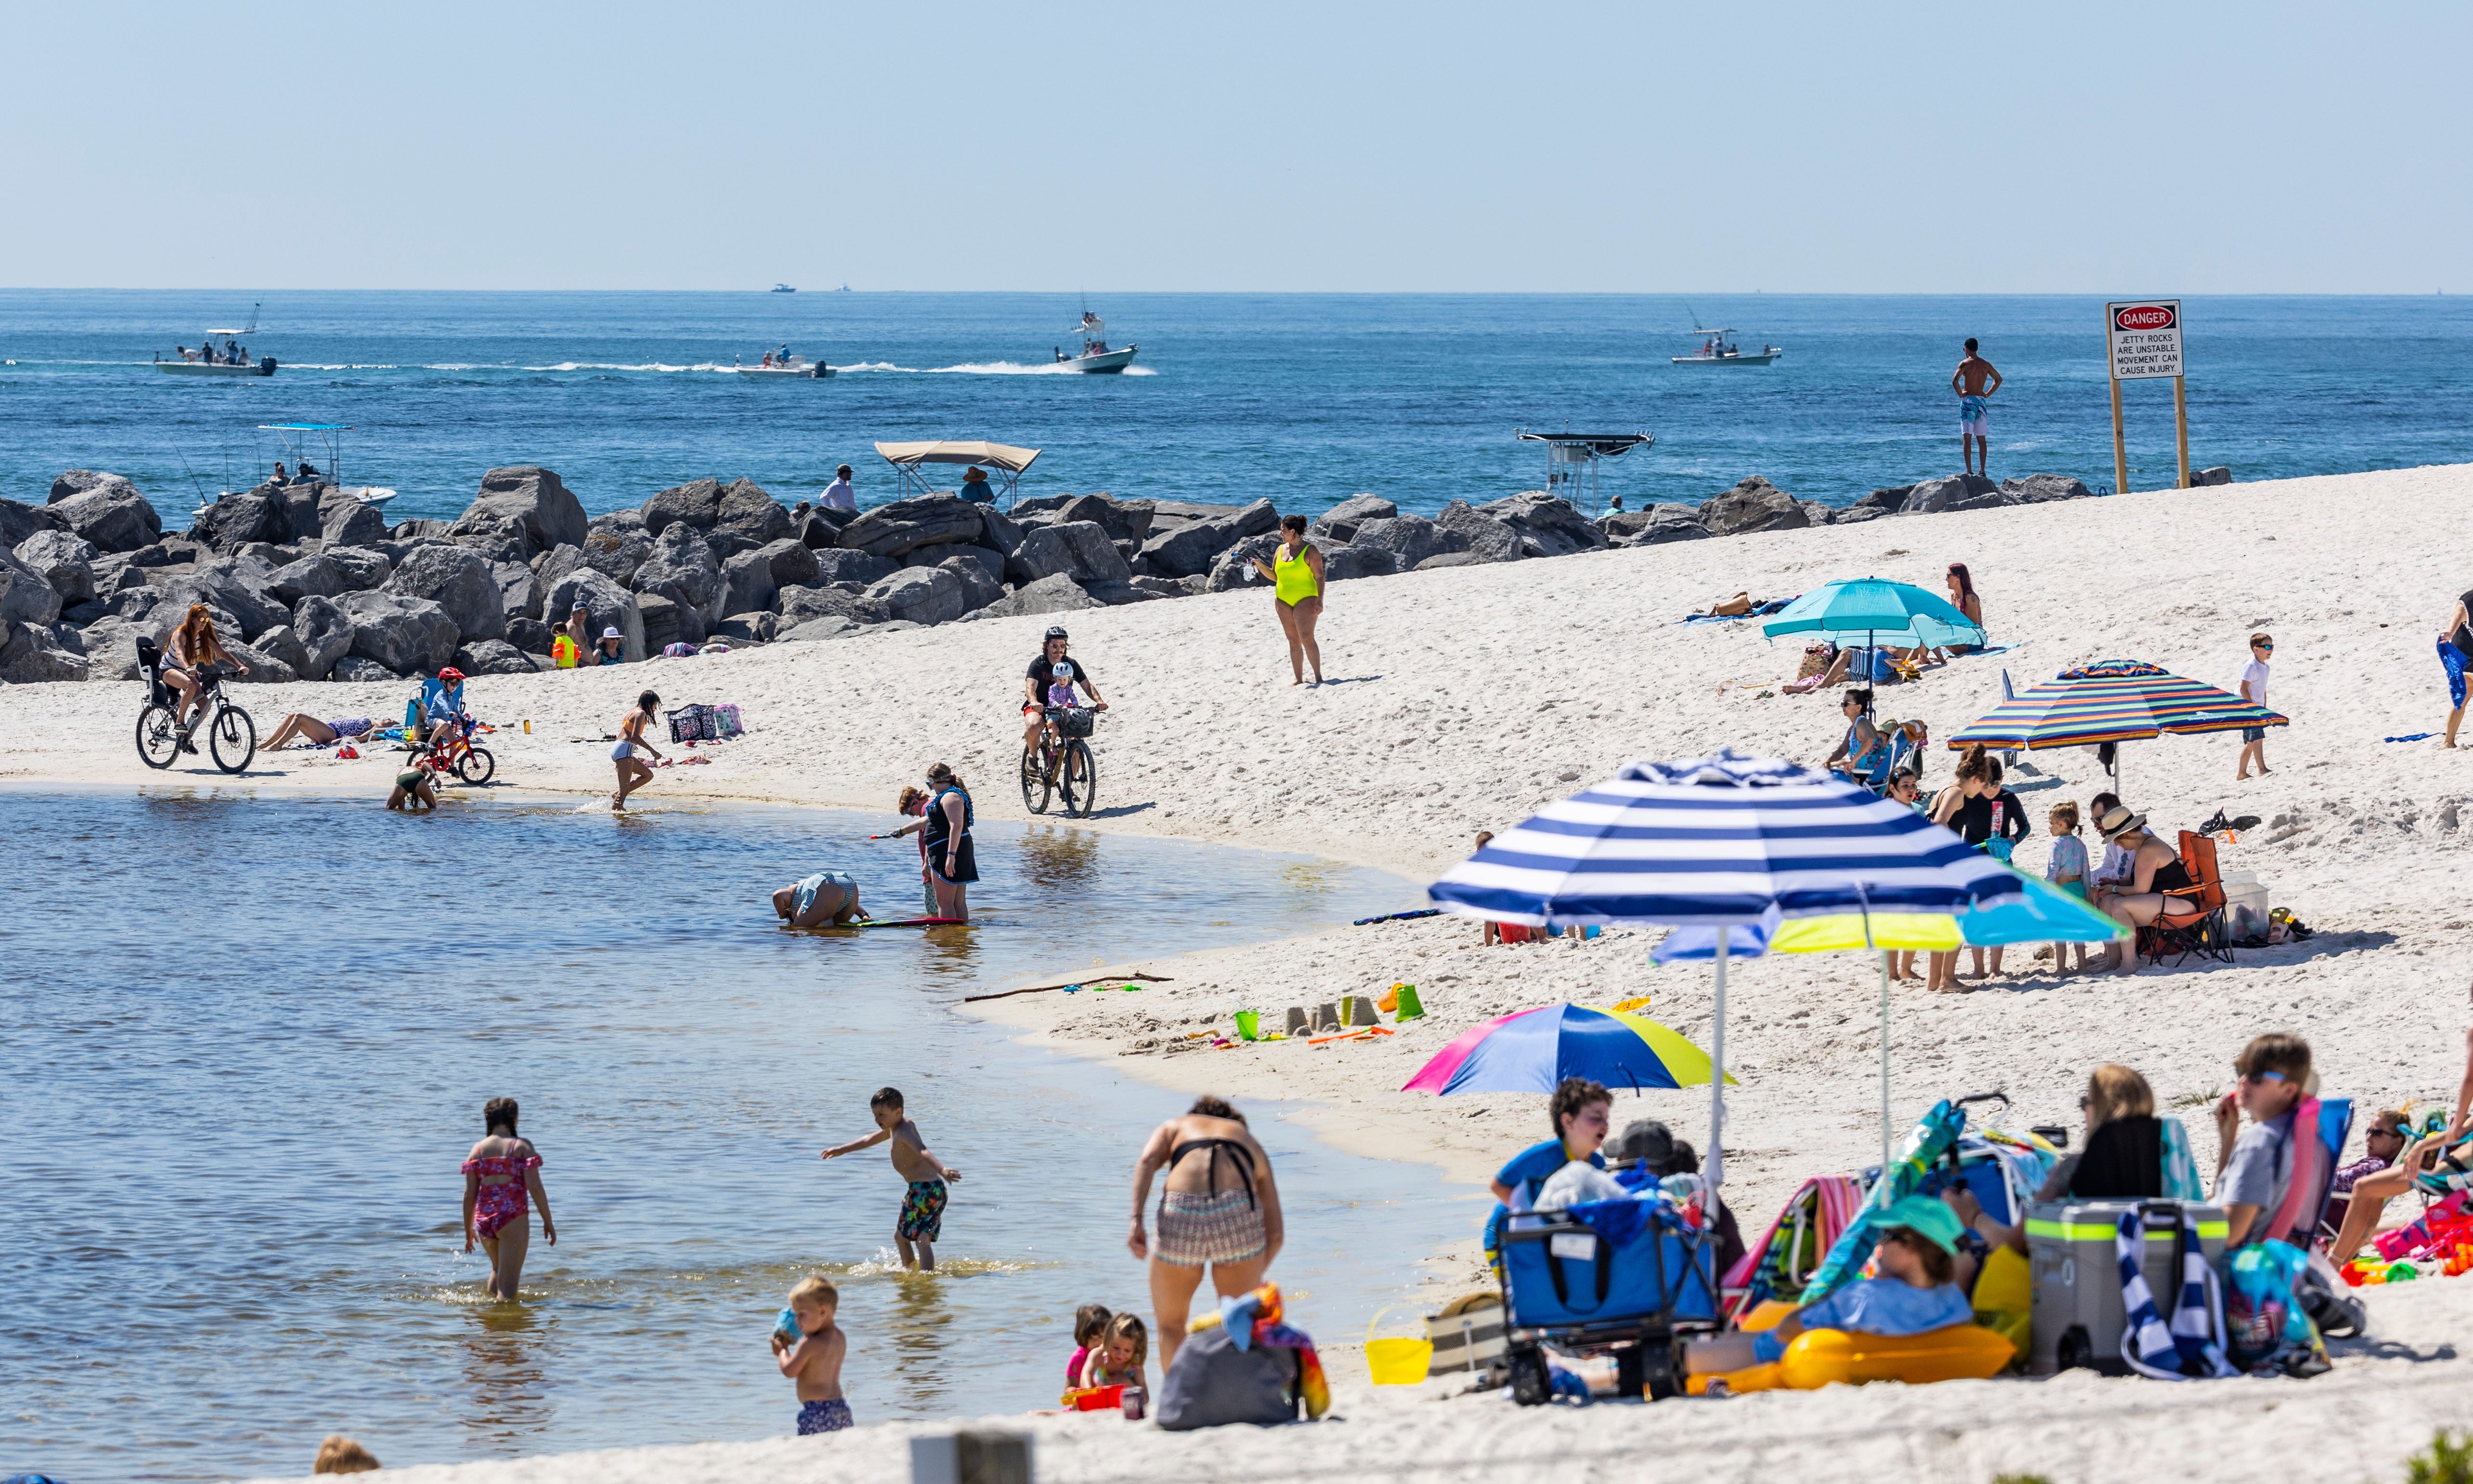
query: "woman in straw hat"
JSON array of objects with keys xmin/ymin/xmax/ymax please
[{"xmin": 2087, "ymin": 805, "xmax": 2192, "ymax": 972}]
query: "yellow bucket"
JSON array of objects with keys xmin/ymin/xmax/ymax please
[
  {"xmin": 1366, "ymin": 1337, "xmax": 1433, "ymax": 1385},
  {"xmin": 1364, "ymin": 1304, "xmax": 1433, "ymax": 1385}
]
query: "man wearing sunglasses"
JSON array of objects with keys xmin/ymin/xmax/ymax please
[
  {"xmin": 2211, "ymin": 1032, "xmax": 2312, "ymax": 1248},
  {"xmin": 2237, "ymin": 632, "xmax": 2274, "ymax": 780}
]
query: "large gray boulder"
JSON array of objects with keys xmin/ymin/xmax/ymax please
[
  {"xmin": 838, "ymin": 495, "xmax": 988, "ymax": 560},
  {"xmin": 331, "ymin": 656, "xmax": 400, "ymax": 683},
  {"xmin": 1040, "ymin": 494, "xmax": 1152, "ymax": 546},
  {"xmin": 328, "ymin": 546, "xmax": 392, "ymax": 590},
  {"xmin": 319, "ymin": 488, "xmax": 390, "ymax": 548},
  {"xmin": 1007, "ymin": 520, "xmax": 1133, "ymax": 587},
  {"xmin": 1901, "ymin": 474, "xmax": 2009, "ymax": 515},
  {"xmin": 578, "ymin": 529, "xmax": 653, "ymax": 587},
  {"xmin": 1604, "ymin": 503, "xmax": 1711, "ymax": 546},
  {"xmin": 219, "ymin": 639, "xmax": 297, "ymax": 684},
  {"xmin": 940, "ymin": 553, "xmax": 1003, "ymax": 614},
  {"xmin": 930, "ymin": 543, "xmax": 1006, "ymax": 591},
  {"xmin": 968, "ymin": 572, "xmax": 1098, "ymax": 619},
  {"xmin": 152, "ymin": 562, "xmax": 288, "ymax": 640},
  {"xmin": 290, "ymin": 595, "xmax": 355, "ymax": 681},
  {"xmin": 0, "ymin": 547, "xmax": 64, "ymax": 627},
  {"xmin": 641, "ymin": 477, "xmax": 725, "ymax": 536},
  {"xmin": 716, "ymin": 480, "xmax": 794, "ymax": 545},
  {"xmin": 249, "ymin": 624, "xmax": 312, "ymax": 679},
  {"xmin": 1434, "ymin": 499, "xmax": 1524, "ymax": 562},
  {"xmin": 711, "ymin": 612, "xmax": 777, "ymax": 645},
  {"xmin": 545, "ymin": 568, "xmax": 644, "ymax": 662},
  {"xmin": 2190, "ymin": 466, "xmax": 2232, "ymax": 488},
  {"xmin": 1347, "ymin": 515, "xmax": 1442, "ymax": 569},
  {"xmin": 778, "ymin": 583, "xmax": 892, "ymax": 628},
  {"xmin": 1699, "ymin": 477, "xmax": 1812, "ymax": 536},
  {"xmin": 1137, "ymin": 497, "xmax": 1278, "ymax": 578},
  {"xmin": 51, "ymin": 473, "xmax": 164, "ymax": 553},
  {"xmin": 588, "ymin": 508, "xmax": 648, "ymax": 542},
  {"xmin": 492, "ymin": 560, "xmax": 543, "ymax": 623},
  {"xmin": 633, "ymin": 580, "xmax": 708, "ymax": 646},
  {"xmin": 0, "ymin": 621, "xmax": 89, "ymax": 682},
  {"xmin": 632, "ymin": 523, "xmax": 725, "ymax": 613},
  {"xmin": 715, "ymin": 548, "xmax": 778, "ymax": 618},
  {"xmin": 757, "ymin": 536, "xmax": 823, "ymax": 589},
  {"xmin": 0, "ymin": 497, "xmax": 64, "ymax": 550},
  {"xmin": 1850, "ymin": 485, "xmax": 1914, "ymax": 514},
  {"xmin": 337, "ymin": 590, "xmax": 460, "ymax": 675},
  {"xmin": 1325, "ymin": 545, "xmax": 1398, "ymax": 581},
  {"xmin": 1475, "ymin": 493, "xmax": 1608, "ymax": 558},
  {"xmin": 268, "ymin": 553, "xmax": 351, "ymax": 604},
  {"xmin": 187, "ymin": 485, "xmax": 286, "ymax": 552},
  {"xmin": 2001, "ymin": 473, "xmax": 2099, "ymax": 504},
  {"xmin": 453, "ymin": 638, "xmax": 538, "ymax": 676},
  {"xmin": 14, "ymin": 531, "xmax": 96, "ymax": 607},
  {"xmin": 1309, "ymin": 494, "xmax": 1397, "ymax": 544},
  {"xmin": 865, "ymin": 565, "xmax": 966, "ymax": 626},
  {"xmin": 812, "ymin": 548, "xmax": 898, "ymax": 587},
  {"xmin": 385, "ymin": 543, "xmax": 506, "ymax": 642},
  {"xmin": 1832, "ymin": 506, "xmax": 1892, "ymax": 525},
  {"xmin": 75, "ymin": 615, "xmax": 149, "ymax": 680},
  {"xmin": 446, "ymin": 466, "xmax": 588, "ymax": 562}
]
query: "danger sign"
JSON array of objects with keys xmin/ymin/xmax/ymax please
[{"xmin": 2107, "ymin": 300, "xmax": 2182, "ymax": 380}]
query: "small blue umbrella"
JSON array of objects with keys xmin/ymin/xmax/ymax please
[{"xmin": 1761, "ymin": 577, "xmax": 1985, "ymax": 651}]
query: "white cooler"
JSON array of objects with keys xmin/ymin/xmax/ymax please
[{"xmin": 2221, "ymin": 871, "xmax": 2270, "ymax": 938}]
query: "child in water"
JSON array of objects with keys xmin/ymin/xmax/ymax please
[
  {"xmin": 1685, "ymin": 1197, "xmax": 1972, "ymax": 1377},
  {"xmin": 1066, "ymin": 1303, "xmax": 1113, "ymax": 1389},
  {"xmin": 1078, "ymin": 1312, "xmax": 1149, "ymax": 1391},
  {"xmin": 772, "ymin": 1274, "xmax": 851, "ymax": 1435},
  {"xmin": 820, "ymin": 1087, "xmax": 962, "ymax": 1270}
]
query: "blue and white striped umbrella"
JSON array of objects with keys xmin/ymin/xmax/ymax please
[
  {"xmin": 1429, "ymin": 749, "xmax": 2025, "ymax": 930},
  {"xmin": 1426, "ymin": 748, "xmax": 2029, "ymax": 1204}
]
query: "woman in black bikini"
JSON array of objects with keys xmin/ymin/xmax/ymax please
[
  {"xmin": 2089, "ymin": 805, "xmax": 2191, "ymax": 973},
  {"xmin": 1127, "ymin": 1096, "xmax": 1284, "ymax": 1368}
]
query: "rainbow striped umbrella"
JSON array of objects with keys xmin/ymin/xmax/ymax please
[{"xmin": 1948, "ymin": 659, "xmax": 2283, "ymax": 790}]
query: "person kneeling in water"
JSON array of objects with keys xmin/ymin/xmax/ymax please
[
  {"xmin": 1686, "ymin": 1197, "xmax": 1972, "ymax": 1375},
  {"xmin": 774, "ymin": 870, "xmax": 870, "ymax": 927},
  {"xmin": 388, "ymin": 768, "xmax": 439, "ymax": 812}
]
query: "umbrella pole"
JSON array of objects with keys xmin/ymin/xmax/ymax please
[
  {"xmin": 1708, "ymin": 925, "xmax": 1728, "ymax": 1226},
  {"xmin": 1880, "ymin": 949, "xmax": 1893, "ymax": 1192}
]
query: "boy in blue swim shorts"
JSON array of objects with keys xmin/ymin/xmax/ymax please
[
  {"xmin": 821, "ymin": 1087, "xmax": 962, "ymax": 1270},
  {"xmin": 1952, "ymin": 337, "xmax": 2003, "ymax": 478}
]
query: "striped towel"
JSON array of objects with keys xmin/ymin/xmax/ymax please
[{"xmin": 2117, "ymin": 1208, "xmax": 2235, "ymax": 1379}]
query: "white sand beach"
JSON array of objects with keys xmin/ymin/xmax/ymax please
[{"xmin": 27, "ymin": 461, "xmax": 2471, "ymax": 1483}]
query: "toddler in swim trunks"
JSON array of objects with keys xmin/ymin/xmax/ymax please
[
  {"xmin": 772, "ymin": 1273, "xmax": 852, "ymax": 1436},
  {"xmin": 820, "ymin": 1087, "xmax": 962, "ymax": 1270}
]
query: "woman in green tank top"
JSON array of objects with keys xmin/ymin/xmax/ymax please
[{"xmin": 1249, "ymin": 513, "xmax": 1326, "ymax": 686}]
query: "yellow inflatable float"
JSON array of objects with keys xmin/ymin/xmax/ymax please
[{"xmin": 1686, "ymin": 1322, "xmax": 2015, "ymax": 1395}]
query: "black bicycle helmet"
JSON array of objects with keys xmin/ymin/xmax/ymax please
[{"xmin": 1043, "ymin": 626, "xmax": 1069, "ymax": 641}]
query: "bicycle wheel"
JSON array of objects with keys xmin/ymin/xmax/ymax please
[
  {"xmin": 135, "ymin": 704, "xmax": 182, "ymax": 769},
  {"xmin": 1058, "ymin": 740, "xmax": 1097, "ymax": 818},
  {"xmin": 1019, "ymin": 744, "xmax": 1052, "ymax": 815},
  {"xmin": 456, "ymin": 745, "xmax": 497, "ymax": 785},
  {"xmin": 209, "ymin": 702, "xmax": 256, "ymax": 774}
]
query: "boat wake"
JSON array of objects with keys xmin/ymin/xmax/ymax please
[
  {"xmin": 519, "ymin": 361, "xmax": 740, "ymax": 374},
  {"xmin": 839, "ymin": 360, "xmax": 1155, "ymax": 376}
]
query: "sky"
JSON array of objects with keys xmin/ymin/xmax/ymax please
[{"xmin": 4, "ymin": 1, "xmax": 2467, "ymax": 294}]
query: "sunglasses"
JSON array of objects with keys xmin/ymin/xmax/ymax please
[
  {"xmin": 2239, "ymin": 1069, "xmax": 2288, "ymax": 1085},
  {"xmin": 2255, "ymin": 642, "xmax": 2274, "ymax": 651}
]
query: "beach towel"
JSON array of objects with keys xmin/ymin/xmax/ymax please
[
  {"xmin": 2117, "ymin": 1208, "xmax": 2235, "ymax": 1379},
  {"xmin": 2386, "ymin": 733, "xmax": 2439, "ymax": 744},
  {"xmin": 2160, "ymin": 1116, "xmax": 2207, "ymax": 1201}
]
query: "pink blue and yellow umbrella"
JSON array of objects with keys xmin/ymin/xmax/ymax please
[{"xmin": 1402, "ymin": 1002, "xmax": 1725, "ymax": 1096}]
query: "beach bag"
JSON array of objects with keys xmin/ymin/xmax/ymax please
[
  {"xmin": 667, "ymin": 704, "xmax": 712, "ymax": 743},
  {"xmin": 1154, "ymin": 1322, "xmax": 1300, "ymax": 1431},
  {"xmin": 1794, "ymin": 643, "xmax": 1837, "ymax": 681},
  {"xmin": 662, "ymin": 642, "xmax": 698, "ymax": 658},
  {"xmin": 1710, "ymin": 591, "xmax": 1753, "ymax": 617},
  {"xmin": 1426, "ymin": 1293, "xmax": 1505, "ymax": 1375},
  {"xmin": 1053, "ymin": 706, "xmax": 1096, "ymax": 739},
  {"xmin": 708, "ymin": 703, "xmax": 743, "ymax": 738}
]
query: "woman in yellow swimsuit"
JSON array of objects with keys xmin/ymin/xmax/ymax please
[{"xmin": 1248, "ymin": 514, "xmax": 1325, "ymax": 686}]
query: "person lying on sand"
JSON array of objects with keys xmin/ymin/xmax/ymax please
[
  {"xmin": 263, "ymin": 714, "xmax": 373, "ymax": 751},
  {"xmin": 774, "ymin": 870, "xmax": 870, "ymax": 927}
]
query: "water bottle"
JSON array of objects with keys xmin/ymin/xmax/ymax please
[{"xmin": 774, "ymin": 1308, "xmax": 802, "ymax": 1347}]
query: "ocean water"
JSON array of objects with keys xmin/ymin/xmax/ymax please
[
  {"xmin": 0, "ymin": 789, "xmax": 1448, "ymax": 1482},
  {"xmin": 2, "ymin": 291, "xmax": 2469, "ymax": 529}
]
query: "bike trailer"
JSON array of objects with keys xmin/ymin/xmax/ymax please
[
  {"xmin": 2026, "ymin": 1198, "xmax": 2227, "ymax": 1375},
  {"xmin": 1053, "ymin": 706, "xmax": 1095, "ymax": 739}
]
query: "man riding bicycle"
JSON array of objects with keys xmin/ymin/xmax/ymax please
[{"xmin": 1021, "ymin": 626, "xmax": 1107, "ymax": 754}]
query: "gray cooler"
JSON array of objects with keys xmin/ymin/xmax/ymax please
[{"xmin": 2026, "ymin": 1198, "xmax": 2227, "ymax": 1375}]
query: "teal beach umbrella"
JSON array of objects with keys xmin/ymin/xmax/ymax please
[{"xmin": 1761, "ymin": 577, "xmax": 1986, "ymax": 651}]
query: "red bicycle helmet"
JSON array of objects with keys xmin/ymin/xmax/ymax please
[{"xmin": 438, "ymin": 667, "xmax": 466, "ymax": 683}]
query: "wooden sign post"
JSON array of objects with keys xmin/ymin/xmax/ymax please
[{"xmin": 2105, "ymin": 300, "xmax": 2188, "ymax": 491}]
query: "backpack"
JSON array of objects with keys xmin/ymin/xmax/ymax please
[{"xmin": 1154, "ymin": 1322, "xmax": 1301, "ymax": 1431}]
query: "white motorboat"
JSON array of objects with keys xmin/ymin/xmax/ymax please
[
  {"xmin": 1053, "ymin": 309, "xmax": 1138, "ymax": 374},
  {"xmin": 1670, "ymin": 322, "xmax": 1781, "ymax": 366},
  {"xmin": 157, "ymin": 303, "xmax": 277, "ymax": 376},
  {"xmin": 735, "ymin": 349, "xmax": 835, "ymax": 378},
  {"xmin": 191, "ymin": 423, "xmax": 391, "ymax": 515},
  {"xmin": 771, "ymin": 282, "xmax": 797, "ymax": 293}
]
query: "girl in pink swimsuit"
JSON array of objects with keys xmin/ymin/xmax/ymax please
[{"xmin": 461, "ymin": 1096, "xmax": 557, "ymax": 1301}]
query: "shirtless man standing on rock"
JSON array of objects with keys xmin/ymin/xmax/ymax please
[{"xmin": 1952, "ymin": 338, "xmax": 2003, "ymax": 479}]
